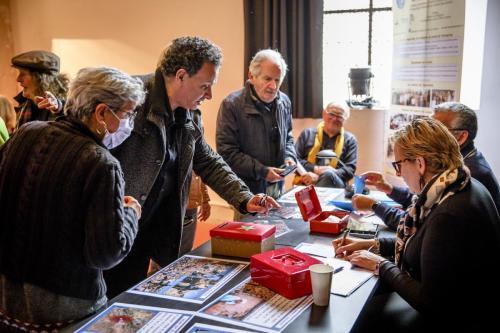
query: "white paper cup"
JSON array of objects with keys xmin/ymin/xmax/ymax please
[{"xmin": 309, "ymin": 263, "xmax": 334, "ymax": 306}]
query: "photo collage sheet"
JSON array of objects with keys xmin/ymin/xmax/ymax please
[{"xmin": 76, "ymin": 254, "xmax": 311, "ymax": 332}]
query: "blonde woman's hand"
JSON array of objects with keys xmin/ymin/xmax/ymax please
[
  {"xmin": 361, "ymin": 171, "xmax": 393, "ymax": 194},
  {"xmin": 332, "ymin": 237, "xmax": 374, "ymax": 258},
  {"xmin": 346, "ymin": 250, "xmax": 385, "ymax": 272},
  {"xmin": 352, "ymin": 194, "xmax": 377, "ymax": 211}
]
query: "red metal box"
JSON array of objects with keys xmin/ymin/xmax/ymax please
[
  {"xmin": 250, "ymin": 247, "xmax": 322, "ymax": 299},
  {"xmin": 295, "ymin": 185, "xmax": 349, "ymax": 235},
  {"xmin": 210, "ymin": 222, "xmax": 276, "ymax": 258}
]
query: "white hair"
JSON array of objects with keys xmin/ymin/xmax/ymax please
[
  {"xmin": 249, "ymin": 49, "xmax": 288, "ymax": 84},
  {"xmin": 325, "ymin": 101, "xmax": 350, "ymax": 119},
  {"xmin": 65, "ymin": 67, "xmax": 146, "ymax": 121}
]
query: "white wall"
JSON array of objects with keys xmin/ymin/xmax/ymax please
[
  {"xmin": 477, "ymin": 0, "xmax": 500, "ymax": 181},
  {"xmin": 461, "ymin": 0, "xmax": 487, "ymax": 109}
]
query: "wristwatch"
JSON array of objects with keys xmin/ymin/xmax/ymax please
[
  {"xmin": 371, "ymin": 200, "xmax": 381, "ymax": 211},
  {"xmin": 374, "ymin": 259, "xmax": 388, "ymax": 276}
]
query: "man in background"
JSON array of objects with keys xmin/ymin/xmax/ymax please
[
  {"xmin": 216, "ymin": 49, "xmax": 296, "ymax": 199},
  {"xmin": 353, "ymin": 101, "xmax": 499, "ymax": 229},
  {"xmin": 295, "ymin": 101, "xmax": 358, "ymax": 188}
]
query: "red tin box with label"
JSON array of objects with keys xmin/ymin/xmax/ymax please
[
  {"xmin": 210, "ymin": 222, "xmax": 276, "ymax": 258},
  {"xmin": 295, "ymin": 185, "xmax": 349, "ymax": 235},
  {"xmin": 250, "ymin": 247, "xmax": 322, "ymax": 299}
]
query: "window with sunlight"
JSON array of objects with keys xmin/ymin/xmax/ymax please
[{"xmin": 323, "ymin": 0, "xmax": 393, "ymax": 107}]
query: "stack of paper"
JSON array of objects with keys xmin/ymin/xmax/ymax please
[{"xmin": 295, "ymin": 242, "xmax": 374, "ymax": 297}]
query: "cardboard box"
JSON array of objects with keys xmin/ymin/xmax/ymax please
[
  {"xmin": 210, "ymin": 222, "xmax": 276, "ymax": 258},
  {"xmin": 250, "ymin": 247, "xmax": 322, "ymax": 299},
  {"xmin": 295, "ymin": 185, "xmax": 349, "ymax": 235}
]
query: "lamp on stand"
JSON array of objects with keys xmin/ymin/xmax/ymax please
[{"xmin": 347, "ymin": 67, "xmax": 377, "ymax": 109}]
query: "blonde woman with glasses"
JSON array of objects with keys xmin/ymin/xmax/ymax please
[{"xmin": 333, "ymin": 118, "xmax": 500, "ymax": 331}]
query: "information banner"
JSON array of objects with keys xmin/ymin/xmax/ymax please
[{"xmin": 386, "ymin": 0, "xmax": 465, "ymax": 176}]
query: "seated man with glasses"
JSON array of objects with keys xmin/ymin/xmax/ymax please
[
  {"xmin": 352, "ymin": 102, "xmax": 499, "ymax": 230},
  {"xmin": 294, "ymin": 101, "xmax": 358, "ymax": 187}
]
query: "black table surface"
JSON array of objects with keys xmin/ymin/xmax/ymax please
[{"xmin": 65, "ymin": 200, "xmax": 384, "ymax": 333}]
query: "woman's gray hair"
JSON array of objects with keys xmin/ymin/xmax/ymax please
[
  {"xmin": 249, "ymin": 49, "xmax": 288, "ymax": 84},
  {"xmin": 65, "ymin": 67, "xmax": 146, "ymax": 121}
]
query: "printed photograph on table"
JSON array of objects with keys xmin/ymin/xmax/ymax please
[
  {"xmin": 278, "ymin": 186, "xmax": 343, "ymax": 204},
  {"xmin": 277, "ymin": 186, "xmax": 307, "ymax": 204},
  {"xmin": 252, "ymin": 219, "xmax": 291, "ymax": 238},
  {"xmin": 256, "ymin": 206, "xmax": 300, "ymax": 220},
  {"xmin": 74, "ymin": 303, "xmax": 192, "ymax": 333},
  {"xmin": 198, "ymin": 278, "xmax": 312, "ymax": 333},
  {"xmin": 128, "ymin": 255, "xmax": 247, "ymax": 304},
  {"xmin": 185, "ymin": 323, "xmax": 256, "ymax": 333}
]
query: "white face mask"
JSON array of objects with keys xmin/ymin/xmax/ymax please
[{"xmin": 103, "ymin": 117, "xmax": 133, "ymax": 149}]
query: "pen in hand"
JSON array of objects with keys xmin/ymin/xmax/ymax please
[
  {"xmin": 258, "ymin": 194, "xmax": 270, "ymax": 214},
  {"xmin": 338, "ymin": 228, "xmax": 350, "ymax": 247},
  {"xmin": 335, "ymin": 228, "xmax": 350, "ymax": 258}
]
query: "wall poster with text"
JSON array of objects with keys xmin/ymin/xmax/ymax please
[{"xmin": 386, "ymin": 0, "xmax": 465, "ymax": 181}]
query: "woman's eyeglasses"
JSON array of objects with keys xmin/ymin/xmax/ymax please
[
  {"xmin": 392, "ymin": 158, "xmax": 412, "ymax": 173},
  {"xmin": 106, "ymin": 105, "xmax": 136, "ymax": 125}
]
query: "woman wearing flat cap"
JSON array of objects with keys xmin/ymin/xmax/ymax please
[{"xmin": 11, "ymin": 50, "xmax": 69, "ymax": 131}]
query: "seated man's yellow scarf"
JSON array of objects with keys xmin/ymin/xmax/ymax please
[{"xmin": 294, "ymin": 121, "xmax": 344, "ymax": 185}]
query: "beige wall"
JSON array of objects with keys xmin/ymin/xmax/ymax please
[
  {"xmin": 0, "ymin": 0, "xmax": 16, "ymax": 101},
  {"xmin": 9, "ymin": 0, "xmax": 245, "ymax": 151},
  {"xmin": 9, "ymin": 0, "xmax": 248, "ymax": 206},
  {"xmin": 7, "ymin": 0, "xmax": 382, "ymax": 206}
]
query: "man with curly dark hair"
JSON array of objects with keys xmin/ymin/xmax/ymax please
[{"xmin": 104, "ymin": 36, "xmax": 278, "ymax": 298}]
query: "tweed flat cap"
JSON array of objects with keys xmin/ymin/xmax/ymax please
[{"xmin": 11, "ymin": 50, "xmax": 60, "ymax": 74}]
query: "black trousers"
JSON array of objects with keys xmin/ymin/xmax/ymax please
[
  {"xmin": 103, "ymin": 227, "xmax": 153, "ymax": 299},
  {"xmin": 179, "ymin": 208, "xmax": 198, "ymax": 256}
]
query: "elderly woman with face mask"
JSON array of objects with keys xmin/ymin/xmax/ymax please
[
  {"xmin": 0, "ymin": 67, "xmax": 145, "ymax": 332},
  {"xmin": 333, "ymin": 118, "xmax": 500, "ymax": 330}
]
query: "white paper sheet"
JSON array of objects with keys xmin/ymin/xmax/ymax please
[{"xmin": 295, "ymin": 242, "xmax": 375, "ymax": 297}]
